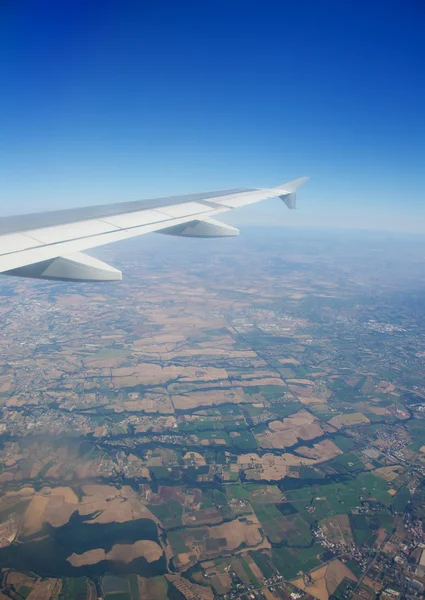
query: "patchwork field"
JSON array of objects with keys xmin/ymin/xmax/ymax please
[
  {"xmin": 328, "ymin": 412, "xmax": 370, "ymax": 429},
  {"xmin": 320, "ymin": 514, "xmax": 353, "ymax": 545},
  {"xmin": 255, "ymin": 410, "xmax": 325, "ymax": 449},
  {"xmin": 295, "ymin": 439, "xmax": 343, "ymax": 461},
  {"xmin": 11, "ymin": 485, "xmax": 160, "ymax": 538},
  {"xmin": 68, "ymin": 540, "xmax": 163, "ymax": 566},
  {"xmin": 171, "ymin": 388, "xmax": 248, "ymax": 410},
  {"xmin": 291, "ymin": 559, "xmax": 357, "ymax": 600},
  {"xmin": 111, "ymin": 363, "xmax": 230, "ymax": 388},
  {"xmin": 238, "ymin": 452, "xmax": 316, "ymax": 481},
  {"xmin": 169, "ymin": 515, "xmax": 267, "ymax": 566},
  {"xmin": 0, "ymin": 231, "xmax": 423, "ymax": 600},
  {"xmin": 136, "ymin": 576, "xmax": 169, "ymax": 600},
  {"xmin": 252, "ymin": 502, "xmax": 312, "ymax": 545}
]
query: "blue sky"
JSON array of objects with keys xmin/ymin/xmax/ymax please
[{"xmin": 1, "ymin": 1, "xmax": 424, "ymax": 232}]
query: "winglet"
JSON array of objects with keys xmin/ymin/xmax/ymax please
[{"xmin": 273, "ymin": 177, "xmax": 309, "ymax": 209}]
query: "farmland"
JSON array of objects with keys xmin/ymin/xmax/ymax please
[{"xmin": 1, "ymin": 231, "xmax": 425, "ymax": 598}]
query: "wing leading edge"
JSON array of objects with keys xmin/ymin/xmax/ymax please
[{"xmin": 0, "ymin": 177, "xmax": 308, "ymax": 281}]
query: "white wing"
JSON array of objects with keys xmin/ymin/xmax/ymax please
[{"xmin": 0, "ymin": 178, "xmax": 308, "ymax": 281}]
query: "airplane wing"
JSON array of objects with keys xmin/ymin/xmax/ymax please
[{"xmin": 0, "ymin": 177, "xmax": 308, "ymax": 282}]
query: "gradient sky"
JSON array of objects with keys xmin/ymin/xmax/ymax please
[{"xmin": 1, "ymin": 1, "xmax": 424, "ymax": 232}]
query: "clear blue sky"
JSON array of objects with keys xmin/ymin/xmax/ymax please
[{"xmin": 1, "ymin": 1, "xmax": 424, "ymax": 232}]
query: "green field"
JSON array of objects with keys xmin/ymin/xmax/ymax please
[
  {"xmin": 331, "ymin": 576, "xmax": 358, "ymax": 599},
  {"xmin": 103, "ymin": 576, "xmax": 131, "ymax": 594},
  {"xmin": 16, "ymin": 586, "xmax": 32, "ymax": 599},
  {"xmin": 240, "ymin": 557, "xmax": 260, "ymax": 585},
  {"xmin": 230, "ymin": 429, "xmax": 258, "ymax": 451},
  {"xmin": 349, "ymin": 510, "xmax": 393, "ymax": 547},
  {"xmin": 225, "ymin": 483, "xmax": 265, "ymax": 500},
  {"xmin": 308, "ymin": 404, "xmax": 337, "ymax": 420},
  {"xmin": 167, "ymin": 530, "xmax": 190, "ymax": 554},
  {"xmin": 128, "ymin": 574, "xmax": 140, "ymax": 600},
  {"xmin": 252, "ymin": 502, "xmax": 285, "ymax": 543},
  {"xmin": 148, "ymin": 500, "xmax": 183, "ymax": 528},
  {"xmin": 344, "ymin": 559, "xmax": 363, "ymax": 578},
  {"xmin": 393, "ymin": 487, "xmax": 411, "ymax": 513},
  {"xmin": 253, "ymin": 500, "xmax": 312, "ymax": 545},
  {"xmin": 271, "ymin": 544, "xmax": 323, "ymax": 579},
  {"xmin": 250, "ymin": 550, "xmax": 276, "ymax": 578},
  {"xmin": 331, "ymin": 434, "xmax": 360, "ymax": 452},
  {"xmin": 286, "ymin": 472, "xmax": 393, "ymax": 522},
  {"xmin": 327, "ymin": 452, "xmax": 365, "ymax": 473},
  {"xmin": 59, "ymin": 578, "xmax": 88, "ymax": 600},
  {"xmin": 406, "ymin": 421, "xmax": 425, "ymax": 450},
  {"xmin": 201, "ymin": 488, "xmax": 228, "ymax": 509},
  {"xmin": 93, "ymin": 348, "xmax": 131, "ymax": 358}
]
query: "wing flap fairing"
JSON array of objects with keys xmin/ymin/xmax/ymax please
[
  {"xmin": 157, "ymin": 218, "xmax": 239, "ymax": 238},
  {"xmin": 5, "ymin": 252, "xmax": 122, "ymax": 282}
]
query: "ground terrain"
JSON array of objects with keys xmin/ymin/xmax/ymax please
[{"xmin": 0, "ymin": 231, "xmax": 425, "ymax": 599}]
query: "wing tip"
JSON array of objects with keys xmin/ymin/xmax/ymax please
[{"xmin": 275, "ymin": 176, "xmax": 310, "ymax": 193}]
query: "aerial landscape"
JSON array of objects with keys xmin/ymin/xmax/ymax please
[{"xmin": 1, "ymin": 230, "xmax": 425, "ymax": 599}]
